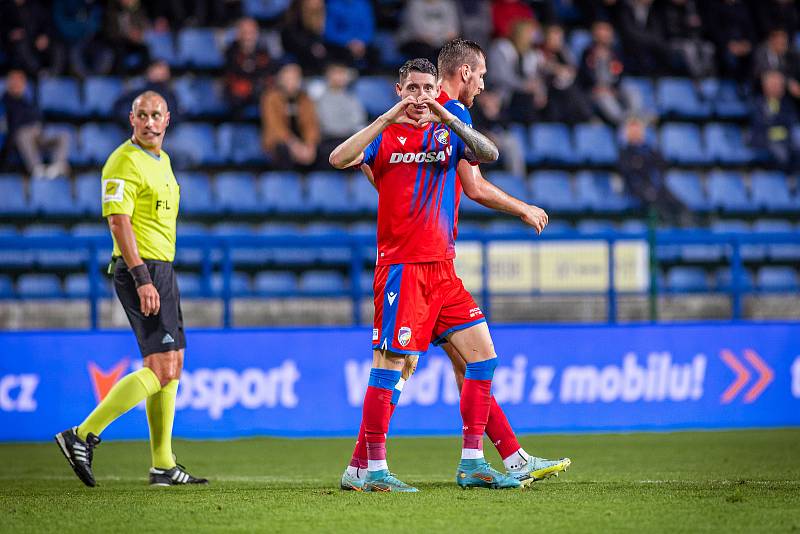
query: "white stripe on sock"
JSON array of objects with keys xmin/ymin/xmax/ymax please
[
  {"xmin": 461, "ymin": 448, "xmax": 484, "ymax": 460},
  {"xmin": 367, "ymin": 459, "xmax": 388, "ymax": 472}
]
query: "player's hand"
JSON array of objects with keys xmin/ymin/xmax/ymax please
[
  {"xmin": 137, "ymin": 283, "xmax": 161, "ymax": 317},
  {"xmin": 416, "ymin": 95, "xmax": 455, "ymax": 126},
  {"xmin": 520, "ymin": 204, "xmax": 549, "ymax": 235},
  {"xmin": 380, "ymin": 96, "xmax": 419, "ymax": 126}
]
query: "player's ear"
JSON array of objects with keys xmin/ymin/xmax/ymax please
[
  {"xmin": 129, "ymin": 110, "xmax": 135, "ymax": 129},
  {"xmin": 462, "ymin": 64, "xmax": 471, "ymax": 83},
  {"xmin": 395, "ymin": 82, "xmax": 402, "ymax": 97},
  {"xmin": 165, "ymin": 111, "xmax": 171, "ymax": 128}
]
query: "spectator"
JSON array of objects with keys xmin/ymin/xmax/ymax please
[
  {"xmin": 104, "ymin": 0, "xmax": 151, "ymax": 75},
  {"xmin": 618, "ymin": 116, "xmax": 687, "ymax": 223},
  {"xmin": 141, "ymin": 0, "xmax": 242, "ymax": 29},
  {"xmin": 616, "ymin": 0, "xmax": 673, "ymax": 76},
  {"xmin": 1, "ymin": 0, "xmax": 66, "ymax": 78},
  {"xmin": 112, "ymin": 60, "xmax": 180, "ymax": 127},
  {"xmin": 260, "ymin": 62, "xmax": 320, "ymax": 170},
  {"xmin": 750, "ymin": 70, "xmax": 799, "ymax": 172},
  {"xmin": 752, "ymin": 29, "xmax": 800, "ymax": 100},
  {"xmin": 281, "ymin": 0, "xmax": 330, "ymax": 74},
  {"xmin": 491, "ymin": 0, "xmax": 536, "ymax": 39},
  {"xmin": 751, "ymin": 0, "xmax": 799, "ymax": 41},
  {"xmin": 488, "ymin": 18, "xmax": 548, "ymax": 123},
  {"xmin": 314, "ymin": 63, "xmax": 367, "ymax": 169},
  {"xmin": 323, "ymin": 0, "xmax": 378, "ymax": 72},
  {"xmin": 538, "ymin": 24, "xmax": 594, "ymax": 123},
  {"xmin": 657, "ymin": 0, "xmax": 715, "ymax": 79},
  {"xmin": 53, "ymin": 0, "xmax": 114, "ymax": 78},
  {"xmin": 702, "ymin": 0, "xmax": 755, "ymax": 82},
  {"xmin": 398, "ymin": 0, "xmax": 460, "ymax": 66},
  {"xmin": 224, "ymin": 17, "xmax": 274, "ymax": 117},
  {"xmin": 2, "ymin": 70, "xmax": 70, "ymax": 179},
  {"xmin": 458, "ymin": 0, "xmax": 493, "ymax": 48},
  {"xmin": 578, "ymin": 20, "xmax": 636, "ymax": 124},
  {"xmin": 471, "ymin": 89, "xmax": 526, "ymax": 177}
]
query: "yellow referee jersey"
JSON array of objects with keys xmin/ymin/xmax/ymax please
[{"xmin": 101, "ymin": 140, "xmax": 180, "ymax": 262}]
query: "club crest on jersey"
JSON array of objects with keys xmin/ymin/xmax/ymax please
[
  {"xmin": 389, "ymin": 146, "xmax": 452, "ymax": 164},
  {"xmin": 434, "ymin": 128, "xmax": 450, "ymax": 145},
  {"xmin": 397, "ymin": 326, "xmax": 412, "ymax": 347}
]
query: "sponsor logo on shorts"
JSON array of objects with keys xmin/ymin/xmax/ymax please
[
  {"xmin": 102, "ymin": 178, "xmax": 124, "ymax": 203},
  {"xmin": 372, "ymin": 328, "xmax": 379, "ymax": 341},
  {"xmin": 398, "ymin": 326, "xmax": 412, "ymax": 347},
  {"xmin": 434, "ymin": 128, "xmax": 450, "ymax": 145},
  {"xmin": 469, "ymin": 307, "xmax": 483, "ymax": 318}
]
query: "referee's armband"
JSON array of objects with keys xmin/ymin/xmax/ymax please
[{"xmin": 130, "ymin": 264, "xmax": 153, "ymax": 288}]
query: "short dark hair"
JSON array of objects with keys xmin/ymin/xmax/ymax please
[
  {"xmin": 437, "ymin": 38, "xmax": 485, "ymax": 79},
  {"xmin": 398, "ymin": 58, "xmax": 437, "ymax": 84}
]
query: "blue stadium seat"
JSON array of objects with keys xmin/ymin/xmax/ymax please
[
  {"xmin": 0, "ymin": 275, "xmax": 13, "ymax": 298},
  {"xmin": 305, "ymin": 222, "xmax": 351, "ymax": 264},
  {"xmin": 72, "ymin": 222, "xmax": 109, "ymax": 266},
  {"xmin": 490, "ymin": 173, "xmax": 528, "ymax": 201},
  {"xmin": 528, "ymin": 124, "xmax": 577, "ymax": 165},
  {"xmin": 254, "ymin": 271, "xmax": 298, "ymax": 295},
  {"xmin": 0, "ymin": 174, "xmax": 32, "ymax": 216},
  {"xmin": 353, "ymin": 77, "xmax": 397, "ymax": 118},
  {"xmin": 660, "ymin": 123, "xmax": 708, "ymax": 164},
  {"xmin": 174, "ymin": 77, "xmax": 228, "ymax": 117},
  {"xmin": 210, "ymin": 272, "xmax": 251, "ymax": 296},
  {"xmin": 64, "ymin": 274, "xmax": 111, "ymax": 298},
  {"xmin": 351, "ymin": 174, "xmax": 378, "ymax": 213},
  {"xmin": 529, "ymin": 171, "xmax": 579, "ymax": 212},
  {"xmin": 359, "ymin": 270, "xmax": 374, "ymax": 295},
  {"xmin": 756, "ymin": 266, "xmax": 799, "ymax": 292},
  {"xmin": 84, "ymin": 76, "xmax": 123, "ymax": 116},
  {"xmin": 543, "ymin": 220, "xmax": 574, "ymax": 234},
  {"xmin": 0, "ymin": 225, "xmax": 32, "ymax": 269},
  {"xmin": 711, "ymin": 219, "xmax": 764, "ymax": 262},
  {"xmin": 259, "ymin": 223, "xmax": 316, "ymax": 265},
  {"xmin": 307, "ymin": 172, "xmax": 358, "ymax": 214},
  {"xmin": 460, "ymin": 194, "xmax": 492, "ymax": 214},
  {"xmin": 576, "ymin": 219, "xmax": 616, "ymax": 234},
  {"xmin": 350, "ymin": 221, "xmax": 378, "ymax": 261},
  {"xmin": 620, "ymin": 77, "xmax": 657, "ymax": 117},
  {"xmin": 144, "ymin": 30, "xmax": 178, "ymax": 65},
  {"xmin": 38, "ymin": 77, "xmax": 82, "ymax": 117},
  {"xmin": 619, "ymin": 219, "xmax": 647, "ymax": 233},
  {"xmin": 575, "ymin": 171, "xmax": 629, "ymax": 212},
  {"xmin": 217, "ymin": 123, "xmax": 267, "ymax": 164},
  {"xmin": 24, "ymin": 224, "xmax": 86, "ymax": 267},
  {"xmin": 44, "ymin": 124, "xmax": 83, "ymax": 167},
  {"xmin": 177, "ymin": 172, "xmax": 219, "ymax": 215},
  {"xmin": 665, "ymin": 171, "xmax": 709, "ymax": 212},
  {"xmin": 657, "ymin": 78, "xmax": 711, "ymax": 118},
  {"xmin": 754, "ymin": 219, "xmax": 800, "ymax": 261},
  {"xmin": 177, "ymin": 28, "xmax": 224, "ymax": 68},
  {"xmin": 715, "ymin": 268, "xmax": 754, "ymax": 292},
  {"xmin": 166, "ymin": 123, "xmax": 223, "ymax": 166},
  {"xmin": 242, "ymin": 0, "xmax": 291, "ymax": 19},
  {"xmin": 17, "ymin": 274, "xmax": 63, "ymax": 298},
  {"xmin": 176, "ymin": 272, "xmax": 203, "ymax": 297},
  {"xmin": 75, "ymin": 172, "xmax": 101, "ymax": 216},
  {"xmin": 30, "ymin": 177, "xmax": 80, "ymax": 216},
  {"xmin": 568, "ymin": 29, "xmax": 592, "ymax": 60},
  {"xmin": 298, "ymin": 270, "xmax": 347, "ymax": 294},
  {"xmin": 666, "ymin": 267, "xmax": 709, "ymax": 292},
  {"xmin": 707, "ymin": 171, "xmax": 756, "ymax": 213},
  {"xmin": 259, "ymin": 172, "xmax": 309, "ymax": 214},
  {"xmin": 574, "ymin": 123, "xmax": 618, "ymax": 164},
  {"xmin": 751, "ymin": 170, "xmax": 800, "ymax": 212},
  {"xmin": 485, "ymin": 219, "xmax": 531, "ymax": 234},
  {"xmin": 80, "ymin": 123, "xmax": 126, "ymax": 165},
  {"xmin": 704, "ymin": 123, "xmax": 753, "ymax": 165},
  {"xmin": 700, "ymin": 79, "xmax": 748, "ymax": 119},
  {"xmin": 174, "ymin": 223, "xmax": 210, "ymax": 267},
  {"xmin": 374, "ymin": 31, "xmax": 406, "ymax": 69}
]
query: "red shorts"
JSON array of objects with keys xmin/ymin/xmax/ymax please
[{"xmin": 372, "ymin": 260, "xmax": 486, "ymax": 355}]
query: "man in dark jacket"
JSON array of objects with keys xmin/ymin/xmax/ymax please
[{"xmin": 750, "ymin": 69, "xmax": 799, "ymax": 172}]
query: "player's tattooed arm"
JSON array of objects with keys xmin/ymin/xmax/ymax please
[{"xmin": 417, "ymin": 95, "xmax": 499, "ymax": 163}]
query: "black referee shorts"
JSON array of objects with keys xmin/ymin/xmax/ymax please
[{"xmin": 113, "ymin": 258, "xmax": 186, "ymax": 357}]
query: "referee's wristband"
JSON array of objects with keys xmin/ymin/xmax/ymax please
[{"xmin": 130, "ymin": 263, "xmax": 152, "ymax": 288}]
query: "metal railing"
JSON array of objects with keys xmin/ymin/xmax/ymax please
[{"xmin": 0, "ymin": 229, "xmax": 798, "ymax": 328}]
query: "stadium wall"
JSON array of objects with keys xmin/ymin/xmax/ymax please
[{"xmin": 1, "ymin": 323, "xmax": 798, "ymax": 441}]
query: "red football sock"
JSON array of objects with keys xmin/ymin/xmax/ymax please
[
  {"xmin": 363, "ymin": 385, "xmax": 393, "ymax": 469},
  {"xmin": 460, "ymin": 377, "xmax": 493, "ymax": 451},
  {"xmin": 349, "ymin": 419, "xmax": 368, "ymax": 469},
  {"xmin": 485, "ymin": 396, "xmax": 522, "ymax": 459}
]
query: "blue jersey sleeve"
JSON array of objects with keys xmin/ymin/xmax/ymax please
[
  {"xmin": 363, "ymin": 133, "xmax": 382, "ymax": 167},
  {"xmin": 443, "ymin": 100, "xmax": 477, "ymax": 164}
]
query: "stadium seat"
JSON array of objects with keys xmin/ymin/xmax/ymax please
[
  {"xmin": 619, "ymin": 220, "xmax": 647, "ymax": 233},
  {"xmin": 707, "ymin": 171, "xmax": 756, "ymax": 213},
  {"xmin": 174, "ymin": 77, "xmax": 228, "ymax": 117},
  {"xmin": 64, "ymin": 273, "xmax": 111, "ymax": 298},
  {"xmin": 242, "ymin": 0, "xmax": 291, "ymax": 20},
  {"xmin": 351, "ymin": 174, "xmax": 378, "ymax": 213},
  {"xmin": 210, "ymin": 271, "xmax": 252, "ymax": 296},
  {"xmin": 17, "ymin": 274, "xmax": 63, "ymax": 298},
  {"xmin": 38, "ymin": 77, "xmax": 83, "ymax": 117},
  {"xmin": 80, "ymin": 123, "xmax": 126, "ymax": 165},
  {"xmin": 666, "ymin": 267, "xmax": 709, "ymax": 292},
  {"xmin": 576, "ymin": 219, "xmax": 616, "ymax": 234},
  {"xmin": 177, "ymin": 28, "xmax": 224, "ymax": 68},
  {"xmin": 374, "ymin": 31, "xmax": 407, "ymax": 69},
  {"xmin": 715, "ymin": 267, "xmax": 754, "ymax": 292},
  {"xmin": 485, "ymin": 219, "xmax": 531, "ymax": 234},
  {"xmin": 620, "ymin": 77, "xmax": 657, "ymax": 117},
  {"xmin": 359, "ymin": 270, "xmax": 374, "ymax": 295},
  {"xmin": 529, "ymin": 171, "xmax": 579, "ymax": 212},
  {"xmin": 574, "ymin": 123, "xmax": 618, "ymax": 164},
  {"xmin": 657, "ymin": 78, "xmax": 711, "ymax": 118},
  {"xmin": 30, "ymin": 177, "xmax": 80, "ymax": 216},
  {"xmin": 307, "ymin": 172, "xmax": 358, "ymax": 214},
  {"xmin": 756, "ymin": 266, "xmax": 799, "ymax": 292},
  {"xmin": 700, "ymin": 78, "xmax": 748, "ymax": 119},
  {"xmin": 174, "ymin": 223, "xmax": 211, "ymax": 267},
  {"xmin": 217, "ymin": 123, "xmax": 267, "ymax": 164},
  {"xmin": 0, "ymin": 224, "xmax": 33, "ymax": 269},
  {"xmin": 144, "ymin": 30, "xmax": 178, "ymax": 65},
  {"xmin": 754, "ymin": 219, "xmax": 800, "ymax": 261},
  {"xmin": 568, "ymin": 29, "xmax": 592, "ymax": 60},
  {"xmin": 349, "ymin": 221, "xmax": 378, "ymax": 261},
  {"xmin": 353, "ymin": 77, "xmax": 397, "ymax": 118},
  {"xmin": 305, "ymin": 222, "xmax": 351, "ymax": 264},
  {"xmin": 0, "ymin": 275, "xmax": 13, "ymax": 298},
  {"xmin": 710, "ymin": 219, "xmax": 763, "ymax": 262},
  {"xmin": 704, "ymin": 123, "xmax": 753, "ymax": 165},
  {"xmin": 84, "ymin": 76, "xmax": 123, "ymax": 116},
  {"xmin": 254, "ymin": 271, "xmax": 298, "ymax": 295},
  {"xmin": 665, "ymin": 171, "xmax": 709, "ymax": 212},
  {"xmin": 298, "ymin": 270, "xmax": 347, "ymax": 294},
  {"xmin": 490, "ymin": 173, "xmax": 528, "ymax": 202},
  {"xmin": 528, "ymin": 124, "xmax": 577, "ymax": 165},
  {"xmin": 74, "ymin": 172, "xmax": 101, "ymax": 216},
  {"xmin": 259, "ymin": 222, "xmax": 316, "ymax": 265},
  {"xmin": 72, "ymin": 223, "xmax": 109, "ymax": 266},
  {"xmin": 24, "ymin": 224, "xmax": 86, "ymax": 268},
  {"xmin": 660, "ymin": 123, "xmax": 708, "ymax": 165},
  {"xmin": 751, "ymin": 170, "xmax": 800, "ymax": 212},
  {"xmin": 0, "ymin": 174, "xmax": 32, "ymax": 216},
  {"xmin": 176, "ymin": 272, "xmax": 203, "ymax": 297},
  {"xmin": 177, "ymin": 172, "xmax": 219, "ymax": 215},
  {"xmin": 259, "ymin": 172, "xmax": 310, "ymax": 214},
  {"xmin": 45, "ymin": 124, "xmax": 83, "ymax": 167},
  {"xmin": 166, "ymin": 123, "xmax": 224, "ymax": 166},
  {"xmin": 575, "ymin": 171, "xmax": 629, "ymax": 212},
  {"xmin": 460, "ymin": 194, "xmax": 492, "ymax": 214}
]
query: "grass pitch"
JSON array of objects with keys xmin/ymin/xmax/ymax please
[{"xmin": 2, "ymin": 429, "xmax": 799, "ymax": 533}]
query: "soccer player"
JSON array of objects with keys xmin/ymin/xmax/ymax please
[
  {"xmin": 55, "ymin": 91, "xmax": 207, "ymax": 487},
  {"xmin": 340, "ymin": 40, "xmax": 570, "ymax": 491},
  {"xmin": 330, "ymin": 58, "xmax": 521, "ymax": 491}
]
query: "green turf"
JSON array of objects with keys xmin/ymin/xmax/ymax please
[{"xmin": 2, "ymin": 429, "xmax": 799, "ymax": 533}]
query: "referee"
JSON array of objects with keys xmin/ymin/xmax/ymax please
[{"xmin": 56, "ymin": 91, "xmax": 207, "ymax": 487}]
